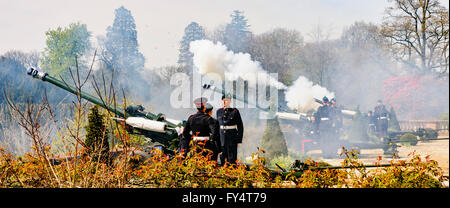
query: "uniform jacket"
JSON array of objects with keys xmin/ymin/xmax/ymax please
[
  {"xmin": 374, "ymin": 104, "xmax": 389, "ymax": 119},
  {"xmin": 216, "ymin": 107, "xmax": 244, "ymax": 145},
  {"xmin": 181, "ymin": 111, "xmax": 220, "ymax": 151}
]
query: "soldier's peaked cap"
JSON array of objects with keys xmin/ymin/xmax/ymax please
[
  {"xmin": 222, "ymin": 93, "xmax": 232, "ymax": 100},
  {"xmin": 194, "ymin": 97, "xmax": 208, "ymax": 108},
  {"xmin": 205, "ymin": 103, "xmax": 213, "ymax": 111}
]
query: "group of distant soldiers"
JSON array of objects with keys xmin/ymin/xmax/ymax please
[
  {"xmin": 308, "ymin": 97, "xmax": 391, "ymax": 157},
  {"xmin": 178, "ymin": 93, "xmax": 391, "ymax": 161},
  {"xmin": 179, "ymin": 94, "xmax": 244, "ymax": 165},
  {"xmin": 309, "ymin": 96, "xmax": 343, "ymax": 158}
]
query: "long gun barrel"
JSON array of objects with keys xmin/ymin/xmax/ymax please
[
  {"xmin": 202, "ymin": 84, "xmax": 270, "ymax": 111},
  {"xmin": 202, "ymin": 84, "xmax": 310, "ymax": 121},
  {"xmin": 27, "ymin": 67, "xmax": 182, "ymax": 149},
  {"xmin": 27, "ymin": 67, "xmax": 126, "ymax": 117}
]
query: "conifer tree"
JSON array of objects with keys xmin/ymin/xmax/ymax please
[
  {"xmin": 178, "ymin": 22, "xmax": 205, "ymax": 76},
  {"xmin": 223, "ymin": 10, "xmax": 252, "ymax": 53},
  {"xmin": 260, "ymin": 116, "xmax": 288, "ymax": 160},
  {"xmin": 102, "ymin": 6, "xmax": 145, "ymax": 73},
  {"xmin": 100, "ymin": 6, "xmax": 149, "ymax": 99},
  {"xmin": 85, "ymin": 105, "xmax": 109, "ymax": 162}
]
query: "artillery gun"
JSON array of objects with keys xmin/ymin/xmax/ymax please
[{"xmin": 27, "ymin": 67, "xmax": 184, "ymax": 155}]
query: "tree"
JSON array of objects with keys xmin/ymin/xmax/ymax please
[
  {"xmin": 250, "ymin": 28, "xmax": 304, "ymax": 85},
  {"xmin": 260, "ymin": 117, "xmax": 288, "ymax": 160},
  {"xmin": 99, "ymin": 6, "xmax": 149, "ymax": 100},
  {"xmin": 328, "ymin": 21, "xmax": 399, "ymax": 112},
  {"xmin": 41, "ymin": 23, "xmax": 91, "ymax": 77},
  {"xmin": 380, "ymin": 0, "xmax": 449, "ymax": 74},
  {"xmin": 223, "ymin": 10, "xmax": 253, "ymax": 53},
  {"xmin": 178, "ymin": 22, "xmax": 206, "ymax": 76},
  {"xmin": 298, "ymin": 25, "xmax": 337, "ymax": 87},
  {"xmin": 0, "ymin": 52, "xmax": 69, "ymax": 104},
  {"xmin": 383, "ymin": 74, "xmax": 449, "ymax": 119},
  {"xmin": 3, "ymin": 50, "xmax": 40, "ymax": 68},
  {"xmin": 101, "ymin": 6, "xmax": 145, "ymax": 74},
  {"xmin": 84, "ymin": 105, "xmax": 109, "ymax": 162}
]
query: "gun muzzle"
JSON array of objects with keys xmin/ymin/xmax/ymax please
[{"xmin": 27, "ymin": 67, "xmax": 48, "ymax": 80}]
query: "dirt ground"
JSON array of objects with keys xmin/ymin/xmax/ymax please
[{"xmin": 308, "ymin": 137, "xmax": 449, "ymax": 176}]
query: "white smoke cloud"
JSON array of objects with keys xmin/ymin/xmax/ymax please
[
  {"xmin": 189, "ymin": 39, "xmax": 287, "ymax": 90},
  {"xmin": 285, "ymin": 76, "xmax": 335, "ymax": 112}
]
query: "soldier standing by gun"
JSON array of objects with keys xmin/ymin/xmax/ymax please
[
  {"xmin": 216, "ymin": 94, "xmax": 244, "ymax": 165},
  {"xmin": 181, "ymin": 97, "xmax": 220, "ymax": 161},
  {"xmin": 330, "ymin": 98, "xmax": 343, "ymax": 137},
  {"xmin": 374, "ymin": 99, "xmax": 389, "ymax": 142},
  {"xmin": 315, "ymin": 96, "xmax": 337, "ymax": 158},
  {"xmin": 204, "ymin": 103, "xmax": 221, "ymax": 162}
]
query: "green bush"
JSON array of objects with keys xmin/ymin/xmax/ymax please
[
  {"xmin": 260, "ymin": 117, "xmax": 288, "ymax": 160},
  {"xmin": 399, "ymin": 133, "xmax": 418, "ymax": 146},
  {"xmin": 84, "ymin": 105, "xmax": 110, "ymax": 162}
]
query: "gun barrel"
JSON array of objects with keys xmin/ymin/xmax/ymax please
[
  {"xmin": 341, "ymin": 109, "xmax": 356, "ymax": 117},
  {"xmin": 202, "ymin": 84, "xmax": 269, "ymax": 111},
  {"xmin": 27, "ymin": 67, "xmax": 126, "ymax": 117}
]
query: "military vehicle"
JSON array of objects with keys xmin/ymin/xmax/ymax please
[{"xmin": 27, "ymin": 67, "xmax": 184, "ymax": 155}]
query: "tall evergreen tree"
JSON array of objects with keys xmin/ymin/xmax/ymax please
[
  {"xmin": 100, "ymin": 6, "xmax": 149, "ymax": 99},
  {"xmin": 260, "ymin": 116, "xmax": 288, "ymax": 160},
  {"xmin": 178, "ymin": 22, "xmax": 205, "ymax": 76},
  {"xmin": 223, "ymin": 10, "xmax": 252, "ymax": 53}
]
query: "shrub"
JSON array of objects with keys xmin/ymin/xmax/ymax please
[
  {"xmin": 399, "ymin": 133, "xmax": 418, "ymax": 146},
  {"xmin": 84, "ymin": 105, "xmax": 109, "ymax": 162},
  {"xmin": 260, "ymin": 117, "xmax": 288, "ymax": 160}
]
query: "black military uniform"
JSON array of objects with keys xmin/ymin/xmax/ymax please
[
  {"xmin": 216, "ymin": 94, "xmax": 244, "ymax": 165},
  {"xmin": 314, "ymin": 96, "xmax": 337, "ymax": 158},
  {"xmin": 374, "ymin": 99, "xmax": 389, "ymax": 140},
  {"xmin": 330, "ymin": 98, "xmax": 343, "ymax": 135},
  {"xmin": 181, "ymin": 98, "xmax": 220, "ymax": 160},
  {"xmin": 205, "ymin": 103, "xmax": 221, "ymax": 161}
]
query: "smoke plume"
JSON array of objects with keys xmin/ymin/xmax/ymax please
[
  {"xmin": 189, "ymin": 39, "xmax": 287, "ymax": 90},
  {"xmin": 285, "ymin": 76, "xmax": 335, "ymax": 112}
]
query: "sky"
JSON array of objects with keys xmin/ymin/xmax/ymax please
[{"xmin": 1, "ymin": 0, "xmax": 448, "ymax": 68}]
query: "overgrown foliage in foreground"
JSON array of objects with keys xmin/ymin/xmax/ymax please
[{"xmin": 0, "ymin": 145, "xmax": 445, "ymax": 188}]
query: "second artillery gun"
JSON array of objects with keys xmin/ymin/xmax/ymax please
[{"xmin": 27, "ymin": 67, "xmax": 184, "ymax": 155}]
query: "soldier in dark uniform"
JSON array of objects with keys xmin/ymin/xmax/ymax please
[
  {"xmin": 330, "ymin": 98, "xmax": 343, "ymax": 136},
  {"xmin": 315, "ymin": 96, "xmax": 337, "ymax": 158},
  {"xmin": 374, "ymin": 99, "xmax": 389, "ymax": 141},
  {"xmin": 216, "ymin": 94, "xmax": 244, "ymax": 165},
  {"xmin": 181, "ymin": 97, "xmax": 220, "ymax": 161},
  {"xmin": 204, "ymin": 103, "xmax": 221, "ymax": 162}
]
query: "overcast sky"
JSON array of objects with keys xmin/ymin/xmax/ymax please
[{"xmin": 1, "ymin": 0, "xmax": 448, "ymax": 68}]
